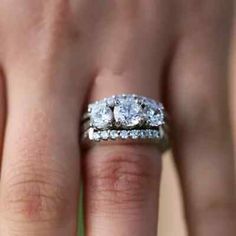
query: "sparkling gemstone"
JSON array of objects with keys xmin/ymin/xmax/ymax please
[
  {"xmin": 93, "ymin": 132, "xmax": 101, "ymax": 141},
  {"xmin": 153, "ymin": 130, "xmax": 160, "ymax": 138},
  {"xmin": 100, "ymin": 131, "xmax": 109, "ymax": 140},
  {"xmin": 143, "ymin": 99, "xmax": 164, "ymax": 127},
  {"xmin": 114, "ymin": 97, "xmax": 143, "ymax": 128},
  {"xmin": 106, "ymin": 96, "xmax": 116, "ymax": 107},
  {"xmin": 120, "ymin": 130, "xmax": 129, "ymax": 139},
  {"xmin": 144, "ymin": 130, "xmax": 150, "ymax": 137},
  {"xmin": 90, "ymin": 103, "xmax": 113, "ymax": 129},
  {"xmin": 140, "ymin": 130, "xmax": 147, "ymax": 138},
  {"xmin": 110, "ymin": 130, "xmax": 119, "ymax": 139},
  {"xmin": 130, "ymin": 130, "xmax": 139, "ymax": 139},
  {"xmin": 147, "ymin": 130, "xmax": 154, "ymax": 138}
]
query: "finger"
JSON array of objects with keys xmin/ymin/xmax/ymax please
[
  {"xmin": 84, "ymin": 144, "xmax": 162, "ymax": 236},
  {"xmin": 168, "ymin": 1, "xmax": 236, "ymax": 235},
  {"xmin": 0, "ymin": 2, "xmax": 92, "ymax": 235},
  {"xmin": 82, "ymin": 2, "xmax": 176, "ymax": 235},
  {"xmin": 0, "ymin": 78, "xmax": 83, "ymax": 235}
]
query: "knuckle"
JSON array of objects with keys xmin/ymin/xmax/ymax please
[
  {"xmin": 179, "ymin": 95, "xmax": 229, "ymax": 140},
  {"xmin": 85, "ymin": 147, "xmax": 160, "ymax": 212},
  {"xmin": 2, "ymin": 163, "xmax": 70, "ymax": 224}
]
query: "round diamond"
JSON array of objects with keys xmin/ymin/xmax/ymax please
[
  {"xmin": 130, "ymin": 130, "xmax": 139, "ymax": 139},
  {"xmin": 114, "ymin": 97, "xmax": 143, "ymax": 128},
  {"xmin": 147, "ymin": 130, "xmax": 154, "ymax": 138},
  {"xmin": 153, "ymin": 130, "xmax": 159, "ymax": 138},
  {"xmin": 100, "ymin": 131, "xmax": 109, "ymax": 140},
  {"xmin": 110, "ymin": 130, "xmax": 119, "ymax": 139},
  {"xmin": 93, "ymin": 132, "xmax": 101, "ymax": 141},
  {"xmin": 120, "ymin": 130, "xmax": 129, "ymax": 139},
  {"xmin": 90, "ymin": 103, "xmax": 113, "ymax": 129},
  {"xmin": 143, "ymin": 99, "xmax": 164, "ymax": 127},
  {"xmin": 140, "ymin": 130, "xmax": 147, "ymax": 138}
]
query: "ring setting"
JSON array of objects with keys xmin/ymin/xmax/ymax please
[{"xmin": 82, "ymin": 94, "xmax": 170, "ymax": 151}]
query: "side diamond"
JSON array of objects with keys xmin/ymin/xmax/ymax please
[
  {"xmin": 90, "ymin": 103, "xmax": 113, "ymax": 129},
  {"xmin": 143, "ymin": 99, "xmax": 164, "ymax": 127}
]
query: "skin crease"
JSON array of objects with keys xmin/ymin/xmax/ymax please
[{"xmin": 0, "ymin": 0, "xmax": 234, "ymax": 236}]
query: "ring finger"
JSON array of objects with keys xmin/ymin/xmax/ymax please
[{"xmin": 82, "ymin": 2, "xmax": 176, "ymax": 235}]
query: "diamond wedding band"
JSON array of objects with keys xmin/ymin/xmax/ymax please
[{"xmin": 81, "ymin": 94, "xmax": 170, "ymax": 152}]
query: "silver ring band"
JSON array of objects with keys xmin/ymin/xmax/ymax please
[{"xmin": 81, "ymin": 94, "xmax": 170, "ymax": 152}]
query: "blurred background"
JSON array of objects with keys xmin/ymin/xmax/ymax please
[{"xmin": 157, "ymin": 14, "xmax": 236, "ymax": 236}]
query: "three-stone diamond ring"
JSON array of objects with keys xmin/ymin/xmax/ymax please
[{"xmin": 81, "ymin": 94, "xmax": 170, "ymax": 152}]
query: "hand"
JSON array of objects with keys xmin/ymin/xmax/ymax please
[{"xmin": 0, "ymin": 1, "xmax": 235, "ymax": 235}]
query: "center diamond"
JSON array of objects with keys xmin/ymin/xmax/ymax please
[
  {"xmin": 90, "ymin": 103, "xmax": 113, "ymax": 129},
  {"xmin": 114, "ymin": 97, "xmax": 143, "ymax": 128}
]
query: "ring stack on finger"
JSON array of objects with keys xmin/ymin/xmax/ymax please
[{"xmin": 82, "ymin": 94, "xmax": 170, "ymax": 152}]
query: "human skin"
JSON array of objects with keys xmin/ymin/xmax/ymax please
[
  {"xmin": 232, "ymin": 15, "xmax": 236, "ymax": 157},
  {"xmin": 0, "ymin": 1, "xmax": 235, "ymax": 236}
]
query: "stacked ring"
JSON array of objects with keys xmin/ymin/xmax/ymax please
[{"xmin": 81, "ymin": 94, "xmax": 170, "ymax": 152}]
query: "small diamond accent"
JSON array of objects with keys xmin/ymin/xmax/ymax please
[
  {"xmin": 153, "ymin": 130, "xmax": 160, "ymax": 138},
  {"xmin": 146, "ymin": 130, "xmax": 153, "ymax": 138},
  {"xmin": 110, "ymin": 130, "xmax": 119, "ymax": 139},
  {"xmin": 120, "ymin": 130, "xmax": 129, "ymax": 139},
  {"xmin": 140, "ymin": 130, "xmax": 147, "ymax": 138},
  {"xmin": 100, "ymin": 131, "xmax": 109, "ymax": 140},
  {"xmin": 93, "ymin": 132, "xmax": 101, "ymax": 141},
  {"xmin": 130, "ymin": 130, "xmax": 139, "ymax": 139}
]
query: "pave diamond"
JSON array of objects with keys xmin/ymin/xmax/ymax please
[
  {"xmin": 153, "ymin": 130, "xmax": 160, "ymax": 138},
  {"xmin": 145, "ymin": 130, "xmax": 152, "ymax": 138},
  {"xmin": 120, "ymin": 130, "xmax": 129, "ymax": 139},
  {"xmin": 114, "ymin": 96, "xmax": 143, "ymax": 128},
  {"xmin": 140, "ymin": 130, "xmax": 147, "ymax": 138},
  {"xmin": 130, "ymin": 130, "xmax": 140, "ymax": 139},
  {"xmin": 90, "ymin": 103, "xmax": 113, "ymax": 129},
  {"xmin": 100, "ymin": 131, "xmax": 109, "ymax": 140},
  {"xmin": 110, "ymin": 130, "xmax": 119, "ymax": 139},
  {"xmin": 148, "ymin": 130, "xmax": 156, "ymax": 138},
  {"xmin": 93, "ymin": 131, "xmax": 101, "ymax": 141}
]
